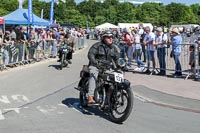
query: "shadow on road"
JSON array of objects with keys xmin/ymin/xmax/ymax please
[
  {"xmin": 48, "ymin": 64, "xmax": 61, "ymax": 70},
  {"xmin": 62, "ymin": 98, "xmax": 111, "ymax": 122}
]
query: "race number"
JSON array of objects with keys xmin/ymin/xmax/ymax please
[
  {"xmin": 63, "ymin": 49, "xmax": 68, "ymax": 52},
  {"xmin": 114, "ymin": 72, "xmax": 124, "ymax": 83}
]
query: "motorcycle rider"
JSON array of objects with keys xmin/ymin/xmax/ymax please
[
  {"xmin": 87, "ymin": 30, "xmax": 120, "ymax": 104},
  {"xmin": 58, "ymin": 31, "xmax": 75, "ymax": 64}
]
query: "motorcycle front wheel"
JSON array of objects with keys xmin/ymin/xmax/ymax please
[
  {"xmin": 60, "ymin": 53, "xmax": 65, "ymax": 70},
  {"xmin": 109, "ymin": 87, "xmax": 134, "ymax": 124}
]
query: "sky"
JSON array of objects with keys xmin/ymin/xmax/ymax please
[{"xmin": 42, "ymin": 0, "xmax": 199, "ymax": 5}]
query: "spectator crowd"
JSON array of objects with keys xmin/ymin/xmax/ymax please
[
  {"xmin": 0, "ymin": 26, "xmax": 88, "ymax": 69},
  {"xmin": 90, "ymin": 24, "xmax": 200, "ymax": 78}
]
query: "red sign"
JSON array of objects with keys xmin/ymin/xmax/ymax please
[{"xmin": 0, "ymin": 17, "xmax": 5, "ymax": 24}]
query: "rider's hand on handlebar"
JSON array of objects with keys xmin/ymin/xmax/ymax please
[{"xmin": 98, "ymin": 60, "xmax": 111, "ymax": 66}]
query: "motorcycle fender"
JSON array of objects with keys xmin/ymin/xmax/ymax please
[{"xmin": 118, "ymin": 79, "xmax": 131, "ymax": 90}]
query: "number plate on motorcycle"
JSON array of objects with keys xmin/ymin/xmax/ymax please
[
  {"xmin": 114, "ymin": 72, "xmax": 124, "ymax": 83},
  {"xmin": 63, "ymin": 49, "xmax": 68, "ymax": 52}
]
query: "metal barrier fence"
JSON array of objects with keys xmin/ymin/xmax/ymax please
[
  {"xmin": 75, "ymin": 36, "xmax": 87, "ymax": 50},
  {"xmin": 0, "ymin": 36, "xmax": 87, "ymax": 71},
  {"xmin": 131, "ymin": 42, "xmax": 200, "ymax": 80}
]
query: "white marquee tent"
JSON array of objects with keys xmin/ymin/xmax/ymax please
[
  {"xmin": 95, "ymin": 22, "xmax": 119, "ymax": 29},
  {"xmin": 118, "ymin": 23, "xmax": 153, "ymax": 31}
]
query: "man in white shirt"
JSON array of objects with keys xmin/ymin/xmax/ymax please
[
  {"xmin": 143, "ymin": 26, "xmax": 156, "ymax": 74},
  {"xmin": 155, "ymin": 27, "xmax": 168, "ymax": 75}
]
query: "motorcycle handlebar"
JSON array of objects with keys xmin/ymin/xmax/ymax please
[{"xmin": 97, "ymin": 59, "xmax": 119, "ymax": 71}]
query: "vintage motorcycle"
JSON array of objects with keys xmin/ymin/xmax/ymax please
[
  {"xmin": 60, "ymin": 46, "xmax": 70, "ymax": 70},
  {"xmin": 76, "ymin": 59, "xmax": 134, "ymax": 124}
]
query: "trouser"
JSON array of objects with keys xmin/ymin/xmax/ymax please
[
  {"xmin": 135, "ymin": 49, "xmax": 144, "ymax": 67},
  {"xmin": 127, "ymin": 45, "xmax": 134, "ymax": 62},
  {"xmin": 146, "ymin": 50, "xmax": 155, "ymax": 70},
  {"xmin": 29, "ymin": 47, "xmax": 35, "ymax": 59},
  {"xmin": 51, "ymin": 40, "xmax": 57, "ymax": 56},
  {"xmin": 141, "ymin": 43, "xmax": 146, "ymax": 62},
  {"xmin": 157, "ymin": 47, "xmax": 166, "ymax": 74},
  {"xmin": 88, "ymin": 66, "xmax": 99, "ymax": 96},
  {"xmin": 117, "ymin": 44, "xmax": 126, "ymax": 59},
  {"xmin": 3, "ymin": 49, "xmax": 9, "ymax": 65},
  {"xmin": 66, "ymin": 51, "xmax": 73, "ymax": 60},
  {"xmin": 173, "ymin": 52, "xmax": 182, "ymax": 75},
  {"xmin": 44, "ymin": 41, "xmax": 51, "ymax": 56},
  {"xmin": 17, "ymin": 43, "xmax": 24, "ymax": 62}
]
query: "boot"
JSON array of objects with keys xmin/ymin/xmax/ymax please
[
  {"xmin": 64, "ymin": 60, "xmax": 68, "ymax": 66},
  {"xmin": 68, "ymin": 60, "xmax": 72, "ymax": 64},
  {"xmin": 88, "ymin": 96, "xmax": 95, "ymax": 104}
]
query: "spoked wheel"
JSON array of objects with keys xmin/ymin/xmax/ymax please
[
  {"xmin": 109, "ymin": 87, "xmax": 134, "ymax": 124},
  {"xmin": 60, "ymin": 54, "xmax": 65, "ymax": 70}
]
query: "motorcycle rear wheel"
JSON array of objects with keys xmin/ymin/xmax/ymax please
[
  {"xmin": 78, "ymin": 78, "xmax": 88, "ymax": 107},
  {"xmin": 109, "ymin": 87, "xmax": 134, "ymax": 124}
]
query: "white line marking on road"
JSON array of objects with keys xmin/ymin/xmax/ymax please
[
  {"xmin": 58, "ymin": 103, "xmax": 66, "ymax": 107},
  {"xmin": 57, "ymin": 112, "xmax": 64, "ymax": 114},
  {"xmin": 0, "ymin": 95, "xmax": 11, "ymax": 104},
  {"xmin": 0, "ymin": 110, "xmax": 5, "ymax": 120},
  {"xmin": 134, "ymin": 93, "xmax": 147, "ymax": 102},
  {"xmin": 4, "ymin": 108, "xmax": 20, "ymax": 114},
  {"xmin": 12, "ymin": 95, "xmax": 30, "ymax": 103},
  {"xmin": 72, "ymin": 103, "xmax": 83, "ymax": 113},
  {"xmin": 36, "ymin": 106, "xmax": 49, "ymax": 114},
  {"xmin": 72, "ymin": 103, "xmax": 94, "ymax": 115}
]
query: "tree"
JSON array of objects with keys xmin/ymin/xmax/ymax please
[
  {"xmin": 115, "ymin": 2, "xmax": 136, "ymax": 23},
  {"xmin": 77, "ymin": 0, "xmax": 101, "ymax": 19},
  {"xmin": 166, "ymin": 3, "xmax": 193, "ymax": 24},
  {"xmin": 190, "ymin": 4, "xmax": 200, "ymax": 23},
  {"xmin": 0, "ymin": 0, "xmax": 199, "ymax": 27},
  {"xmin": 0, "ymin": 8, "xmax": 9, "ymax": 16},
  {"xmin": 135, "ymin": 3, "xmax": 167, "ymax": 26},
  {"xmin": 94, "ymin": 16, "xmax": 106, "ymax": 26},
  {"xmin": 0, "ymin": 0, "xmax": 18, "ymax": 12}
]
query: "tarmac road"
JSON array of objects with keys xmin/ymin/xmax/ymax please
[{"xmin": 0, "ymin": 40, "xmax": 199, "ymax": 133}]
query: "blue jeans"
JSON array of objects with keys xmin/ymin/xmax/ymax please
[
  {"xmin": 3, "ymin": 49, "xmax": 9, "ymax": 65},
  {"xmin": 44, "ymin": 41, "xmax": 51, "ymax": 56},
  {"xmin": 80, "ymin": 37, "xmax": 84, "ymax": 48},
  {"xmin": 51, "ymin": 40, "xmax": 57, "ymax": 57},
  {"xmin": 157, "ymin": 48, "xmax": 166, "ymax": 74},
  {"xmin": 173, "ymin": 52, "xmax": 182, "ymax": 75},
  {"xmin": 17, "ymin": 43, "xmax": 24, "ymax": 62},
  {"xmin": 135, "ymin": 49, "xmax": 145, "ymax": 67},
  {"xmin": 117, "ymin": 44, "xmax": 126, "ymax": 58}
]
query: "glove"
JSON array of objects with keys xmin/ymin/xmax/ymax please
[{"xmin": 99, "ymin": 60, "xmax": 111, "ymax": 66}]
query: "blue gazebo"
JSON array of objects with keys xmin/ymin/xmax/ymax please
[{"xmin": 2, "ymin": 8, "xmax": 49, "ymax": 26}]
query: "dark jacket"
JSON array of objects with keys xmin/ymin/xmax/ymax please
[{"xmin": 88, "ymin": 41, "xmax": 120, "ymax": 67}]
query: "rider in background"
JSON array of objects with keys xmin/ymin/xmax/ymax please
[
  {"xmin": 64, "ymin": 31, "xmax": 75, "ymax": 64},
  {"xmin": 58, "ymin": 31, "xmax": 75, "ymax": 64},
  {"xmin": 87, "ymin": 30, "xmax": 120, "ymax": 104}
]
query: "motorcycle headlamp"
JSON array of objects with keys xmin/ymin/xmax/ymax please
[{"xmin": 117, "ymin": 58, "xmax": 126, "ymax": 67}]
